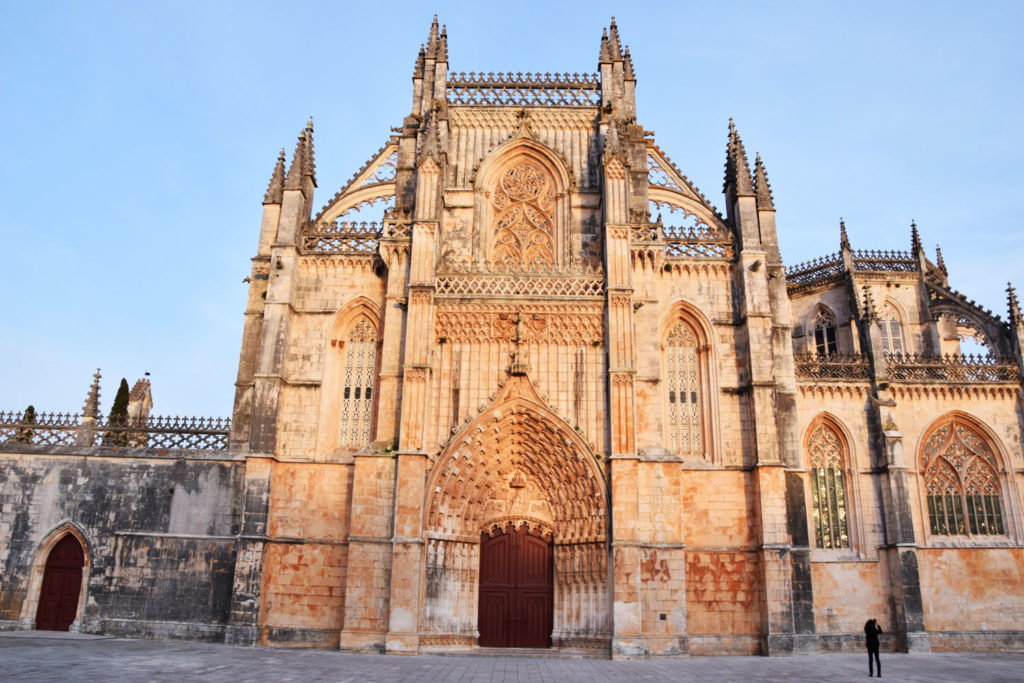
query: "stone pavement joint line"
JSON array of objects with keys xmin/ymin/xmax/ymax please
[{"xmin": 0, "ymin": 635, "xmax": 1023, "ymax": 682}]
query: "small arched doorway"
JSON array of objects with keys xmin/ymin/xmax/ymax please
[
  {"xmin": 478, "ymin": 522, "xmax": 553, "ymax": 648},
  {"xmin": 35, "ymin": 534, "xmax": 85, "ymax": 631}
]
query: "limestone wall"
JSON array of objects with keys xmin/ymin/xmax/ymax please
[
  {"xmin": 0, "ymin": 447, "xmax": 241, "ymax": 639},
  {"xmin": 918, "ymin": 548, "xmax": 1024, "ymax": 642}
]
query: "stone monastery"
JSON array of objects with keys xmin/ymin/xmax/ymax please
[{"xmin": 2, "ymin": 17, "xmax": 1024, "ymax": 659}]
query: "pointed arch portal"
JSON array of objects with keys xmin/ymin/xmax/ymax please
[
  {"xmin": 421, "ymin": 375, "xmax": 608, "ymax": 650},
  {"xmin": 35, "ymin": 534, "xmax": 85, "ymax": 631}
]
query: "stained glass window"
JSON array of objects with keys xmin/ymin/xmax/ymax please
[
  {"xmin": 807, "ymin": 423, "xmax": 850, "ymax": 549},
  {"xmin": 879, "ymin": 304, "xmax": 904, "ymax": 356},
  {"xmin": 922, "ymin": 420, "xmax": 1004, "ymax": 536},
  {"xmin": 338, "ymin": 317, "xmax": 377, "ymax": 449},
  {"xmin": 813, "ymin": 309, "xmax": 838, "ymax": 356},
  {"xmin": 665, "ymin": 321, "xmax": 702, "ymax": 455}
]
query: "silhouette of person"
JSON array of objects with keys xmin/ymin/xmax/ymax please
[{"xmin": 864, "ymin": 618, "xmax": 882, "ymax": 677}]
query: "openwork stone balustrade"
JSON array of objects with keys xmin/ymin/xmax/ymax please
[
  {"xmin": 632, "ymin": 222, "xmax": 734, "ymax": 260},
  {"xmin": 0, "ymin": 412, "xmax": 231, "ymax": 451},
  {"xmin": 794, "ymin": 352, "xmax": 1019, "ymax": 384},
  {"xmin": 301, "ymin": 220, "xmax": 382, "ymax": 254},
  {"xmin": 794, "ymin": 353, "xmax": 871, "ymax": 380},
  {"xmin": 885, "ymin": 353, "xmax": 1018, "ymax": 383},
  {"xmin": 787, "ymin": 249, "xmax": 921, "ymax": 293},
  {"xmin": 447, "ymin": 72, "xmax": 601, "ymax": 107},
  {"xmin": 0, "ymin": 411, "xmax": 79, "ymax": 446}
]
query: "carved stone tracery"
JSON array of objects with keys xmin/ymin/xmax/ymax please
[
  {"xmin": 921, "ymin": 418, "xmax": 1005, "ymax": 536},
  {"xmin": 491, "ymin": 162, "xmax": 557, "ymax": 266}
]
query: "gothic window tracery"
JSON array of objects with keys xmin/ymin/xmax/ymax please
[
  {"xmin": 664, "ymin": 320, "xmax": 702, "ymax": 456},
  {"xmin": 806, "ymin": 422, "xmax": 850, "ymax": 549},
  {"xmin": 813, "ymin": 308, "xmax": 838, "ymax": 356},
  {"xmin": 879, "ymin": 303, "xmax": 905, "ymax": 356},
  {"xmin": 922, "ymin": 419, "xmax": 1005, "ymax": 536},
  {"xmin": 490, "ymin": 162, "xmax": 556, "ymax": 266},
  {"xmin": 338, "ymin": 317, "xmax": 377, "ymax": 449}
]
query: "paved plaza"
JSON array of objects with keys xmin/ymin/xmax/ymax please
[{"xmin": 1, "ymin": 632, "xmax": 1022, "ymax": 682}]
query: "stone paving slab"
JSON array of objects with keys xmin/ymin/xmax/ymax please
[{"xmin": 1, "ymin": 634, "xmax": 1022, "ymax": 682}]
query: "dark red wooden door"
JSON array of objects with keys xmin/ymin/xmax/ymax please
[
  {"xmin": 478, "ymin": 525, "xmax": 552, "ymax": 648},
  {"xmin": 35, "ymin": 535, "xmax": 84, "ymax": 631}
]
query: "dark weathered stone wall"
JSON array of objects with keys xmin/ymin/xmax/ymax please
[{"xmin": 0, "ymin": 445, "xmax": 243, "ymax": 640}]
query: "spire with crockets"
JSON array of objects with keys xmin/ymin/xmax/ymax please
[
  {"xmin": 723, "ymin": 119, "xmax": 754, "ymax": 197},
  {"xmin": 284, "ymin": 118, "xmax": 316, "ymax": 191},
  {"xmin": 753, "ymin": 152, "xmax": 774, "ymax": 211},
  {"xmin": 263, "ymin": 149, "xmax": 286, "ymax": 205}
]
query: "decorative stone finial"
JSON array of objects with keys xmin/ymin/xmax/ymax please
[
  {"xmin": 935, "ymin": 245, "xmax": 947, "ymax": 274},
  {"xmin": 1008, "ymin": 282, "xmax": 1021, "ymax": 325},
  {"xmin": 438, "ymin": 25, "xmax": 448, "ymax": 62},
  {"xmin": 263, "ymin": 149, "xmax": 286, "ymax": 205},
  {"xmin": 425, "ymin": 15, "xmax": 441, "ymax": 59},
  {"xmin": 723, "ymin": 119, "xmax": 754, "ymax": 196},
  {"xmin": 910, "ymin": 220, "xmax": 921, "ymax": 255},
  {"xmin": 599, "ymin": 28, "xmax": 612, "ymax": 62},
  {"xmin": 623, "ymin": 46, "xmax": 635, "ymax": 80},
  {"xmin": 839, "ymin": 218, "xmax": 851, "ymax": 251},
  {"xmin": 607, "ymin": 17, "xmax": 623, "ymax": 60},
  {"xmin": 284, "ymin": 118, "xmax": 316, "ymax": 190},
  {"xmin": 83, "ymin": 368, "xmax": 101, "ymax": 418},
  {"xmin": 753, "ymin": 152, "xmax": 774, "ymax": 210}
]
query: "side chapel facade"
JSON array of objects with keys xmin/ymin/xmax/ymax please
[{"xmin": 2, "ymin": 18, "xmax": 1024, "ymax": 658}]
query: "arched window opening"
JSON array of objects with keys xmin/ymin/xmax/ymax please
[
  {"xmin": 338, "ymin": 317, "xmax": 377, "ymax": 449},
  {"xmin": 490, "ymin": 162, "xmax": 556, "ymax": 267},
  {"xmin": 813, "ymin": 309, "xmax": 838, "ymax": 356},
  {"xmin": 807, "ymin": 423, "xmax": 850, "ymax": 549},
  {"xmin": 955, "ymin": 316, "xmax": 991, "ymax": 357},
  {"xmin": 879, "ymin": 303, "xmax": 905, "ymax": 356},
  {"xmin": 665, "ymin": 320, "xmax": 702, "ymax": 456},
  {"xmin": 922, "ymin": 420, "xmax": 1005, "ymax": 536}
]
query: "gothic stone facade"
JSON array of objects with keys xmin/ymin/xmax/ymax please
[{"xmin": 3, "ymin": 19, "xmax": 1024, "ymax": 657}]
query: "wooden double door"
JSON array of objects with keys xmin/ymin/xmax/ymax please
[
  {"xmin": 478, "ymin": 524, "xmax": 553, "ymax": 648},
  {"xmin": 35, "ymin": 535, "xmax": 85, "ymax": 631}
]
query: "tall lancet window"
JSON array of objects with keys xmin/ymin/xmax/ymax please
[
  {"xmin": 879, "ymin": 303, "xmax": 905, "ymax": 356},
  {"xmin": 922, "ymin": 419, "xmax": 1005, "ymax": 536},
  {"xmin": 807, "ymin": 422, "xmax": 850, "ymax": 549},
  {"xmin": 814, "ymin": 309, "xmax": 838, "ymax": 356},
  {"xmin": 490, "ymin": 162, "xmax": 556, "ymax": 266},
  {"xmin": 338, "ymin": 317, "xmax": 377, "ymax": 449},
  {"xmin": 665, "ymin": 320, "xmax": 702, "ymax": 455}
]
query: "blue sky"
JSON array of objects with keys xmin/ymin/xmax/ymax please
[{"xmin": 2, "ymin": 1, "xmax": 1022, "ymax": 417}]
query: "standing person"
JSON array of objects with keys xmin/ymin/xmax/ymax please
[{"xmin": 864, "ymin": 618, "xmax": 883, "ymax": 677}]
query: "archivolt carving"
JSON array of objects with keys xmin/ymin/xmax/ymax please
[
  {"xmin": 422, "ymin": 375, "xmax": 609, "ymax": 642},
  {"xmin": 425, "ymin": 376, "xmax": 606, "ymax": 543}
]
